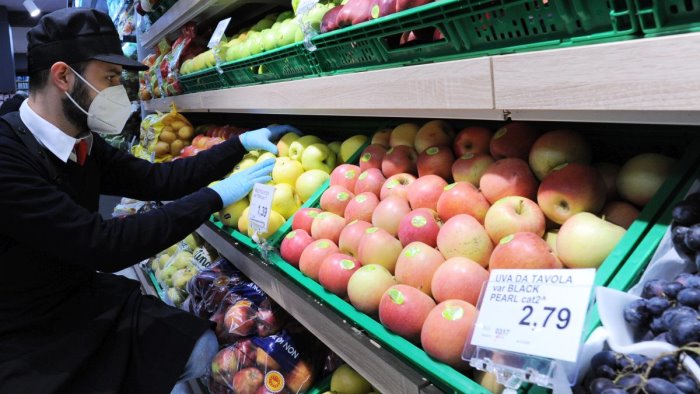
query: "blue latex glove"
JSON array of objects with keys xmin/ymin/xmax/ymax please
[
  {"xmin": 209, "ymin": 159, "xmax": 275, "ymax": 207},
  {"xmin": 239, "ymin": 124, "xmax": 302, "ymax": 154}
]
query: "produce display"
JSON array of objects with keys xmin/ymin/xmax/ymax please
[
  {"xmin": 133, "ymin": 104, "xmax": 198, "ymax": 161},
  {"xmin": 672, "ymin": 193, "xmax": 700, "ymax": 269}
]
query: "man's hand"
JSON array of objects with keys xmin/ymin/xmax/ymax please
[
  {"xmin": 208, "ymin": 159, "xmax": 275, "ymax": 207},
  {"xmin": 239, "ymin": 124, "xmax": 302, "ymax": 154}
]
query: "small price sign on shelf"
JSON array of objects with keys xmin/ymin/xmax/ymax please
[
  {"xmin": 470, "ymin": 268, "xmax": 595, "ymax": 363},
  {"xmin": 248, "ymin": 183, "xmax": 275, "ymax": 235}
]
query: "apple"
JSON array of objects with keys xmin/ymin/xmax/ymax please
[
  {"xmin": 372, "ymin": 195, "xmax": 412, "ymax": 236},
  {"xmin": 389, "ymin": 123, "xmax": 420, "ymax": 147},
  {"xmin": 480, "ymin": 158, "xmax": 538, "ymax": 205},
  {"xmin": 338, "ymin": 219, "xmax": 372, "ymax": 257},
  {"xmin": 359, "ymin": 144, "xmax": 387, "ymax": 172},
  {"xmin": 407, "ymin": 175, "xmax": 448, "ymax": 211},
  {"xmin": 224, "ymin": 299, "xmax": 257, "ymax": 336},
  {"xmin": 396, "ymin": 0, "xmax": 433, "ymax": 12},
  {"xmin": 557, "ymin": 212, "xmax": 626, "ymax": 268},
  {"xmin": 544, "ymin": 229, "xmax": 558, "ymax": 255},
  {"xmin": 431, "ymin": 257, "xmax": 489, "ymax": 304},
  {"xmin": 299, "ymin": 239, "xmax": 340, "ymax": 280},
  {"xmin": 354, "ymin": 168, "xmax": 386, "ymax": 197},
  {"xmin": 344, "ymin": 192, "xmax": 380, "ymax": 223},
  {"xmin": 337, "ymin": 0, "xmax": 372, "ymax": 27},
  {"xmin": 272, "ymin": 157, "xmax": 305, "ymax": 186},
  {"xmin": 453, "ymin": 126, "xmax": 492, "ymax": 156},
  {"xmin": 318, "ymin": 253, "xmax": 360, "ymax": 297},
  {"xmin": 357, "ymin": 227, "xmax": 403, "ymax": 273},
  {"xmin": 271, "ymin": 183, "xmax": 301, "ymax": 220},
  {"xmin": 436, "ymin": 182, "xmax": 490, "ymax": 223},
  {"xmin": 380, "ymin": 173, "xmax": 416, "ymax": 200},
  {"xmin": 255, "ymin": 347, "xmax": 281, "ymax": 371},
  {"xmin": 220, "ymin": 199, "xmax": 249, "ymax": 228},
  {"xmin": 328, "ymin": 141, "xmax": 342, "ymax": 155},
  {"xmin": 330, "ymin": 364, "xmax": 373, "ymax": 394},
  {"xmin": 617, "ymin": 153, "xmax": 676, "ymax": 207},
  {"xmin": 379, "ymin": 284, "xmax": 436, "ymax": 343},
  {"xmin": 397, "ymin": 208, "xmax": 442, "ymax": 247},
  {"xmin": 395, "ymin": 242, "xmax": 445, "ymax": 296},
  {"xmin": 289, "ymin": 135, "xmax": 323, "ymax": 161},
  {"xmin": 211, "ymin": 347, "xmax": 239, "ymax": 385},
  {"xmin": 330, "ymin": 164, "xmax": 361, "ymax": 191},
  {"xmin": 484, "ymin": 196, "xmax": 545, "ymax": 243},
  {"xmin": 320, "ymin": 185, "xmax": 354, "ymax": 216},
  {"xmin": 414, "ymin": 120, "xmax": 454, "ymax": 154},
  {"xmin": 371, "ymin": 128, "xmax": 392, "ymax": 147},
  {"xmin": 301, "ymin": 143, "xmax": 337, "ymax": 173},
  {"xmin": 257, "ymin": 152, "xmax": 277, "ymax": 164},
  {"xmin": 451, "ymin": 152, "xmax": 494, "ymax": 188},
  {"xmin": 311, "ymin": 212, "xmax": 346, "ymax": 244},
  {"xmin": 340, "ymin": 134, "xmax": 369, "ymax": 163},
  {"xmin": 489, "ymin": 232, "xmax": 562, "ymax": 270},
  {"xmin": 528, "ymin": 129, "xmax": 592, "ymax": 180},
  {"xmin": 280, "ymin": 229, "xmax": 314, "ymax": 267},
  {"xmin": 382, "ymin": 145, "xmax": 418, "ymax": 177},
  {"xmin": 601, "ymin": 200, "xmax": 640, "ymax": 229},
  {"xmin": 489, "ymin": 122, "xmax": 539, "ymax": 160},
  {"xmin": 537, "ymin": 163, "xmax": 607, "ymax": 224},
  {"xmin": 347, "ymin": 263, "xmax": 397, "ymax": 314},
  {"xmin": 296, "ymin": 169, "xmax": 330, "ymax": 203},
  {"xmin": 292, "ymin": 207, "xmax": 322, "ymax": 234},
  {"xmin": 595, "ymin": 162, "xmax": 621, "ymax": 201},
  {"xmin": 437, "ymin": 214, "xmax": 493, "ymax": 266},
  {"xmin": 238, "ymin": 207, "xmax": 251, "ymax": 234},
  {"xmin": 285, "ymin": 359, "xmax": 314, "ymax": 393},
  {"xmin": 232, "ymin": 367, "xmax": 264, "ymax": 394},
  {"xmin": 320, "ymin": 5, "xmax": 342, "ymax": 33},
  {"xmin": 416, "ymin": 145, "xmax": 455, "ymax": 180},
  {"xmin": 421, "ymin": 300, "xmax": 478, "ymax": 367}
]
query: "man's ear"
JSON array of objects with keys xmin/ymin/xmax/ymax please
[{"xmin": 49, "ymin": 62, "xmax": 73, "ymax": 93}]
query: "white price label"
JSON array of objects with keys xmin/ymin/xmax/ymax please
[
  {"xmin": 470, "ymin": 269, "xmax": 595, "ymax": 363},
  {"xmin": 248, "ymin": 183, "xmax": 275, "ymax": 234},
  {"xmin": 207, "ymin": 17, "xmax": 232, "ymax": 49}
]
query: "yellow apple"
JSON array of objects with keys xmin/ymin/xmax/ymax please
[
  {"xmin": 289, "ymin": 135, "xmax": 323, "ymax": 161},
  {"xmin": 340, "ymin": 134, "xmax": 368, "ymax": 163},
  {"xmin": 295, "ymin": 169, "xmax": 330, "ymax": 202},
  {"xmin": 277, "ymin": 132, "xmax": 300, "ymax": 157},
  {"xmin": 272, "ymin": 157, "xmax": 304, "ymax": 186},
  {"xmin": 247, "ymin": 210, "xmax": 286, "ymax": 239},
  {"xmin": 557, "ymin": 212, "xmax": 626, "ymax": 268},
  {"xmin": 328, "ymin": 141, "xmax": 341, "ymax": 154},
  {"xmin": 389, "ymin": 123, "xmax": 420, "ymax": 147},
  {"xmin": 220, "ymin": 199, "xmax": 249, "ymax": 228},
  {"xmin": 617, "ymin": 153, "xmax": 676, "ymax": 207},
  {"xmin": 257, "ymin": 151, "xmax": 277, "ymax": 164},
  {"xmin": 233, "ymin": 154, "xmax": 259, "ymax": 173},
  {"xmin": 272, "ymin": 183, "xmax": 301, "ymax": 219},
  {"xmin": 301, "ymin": 143, "xmax": 337, "ymax": 173},
  {"xmin": 238, "ymin": 207, "xmax": 251, "ymax": 234}
]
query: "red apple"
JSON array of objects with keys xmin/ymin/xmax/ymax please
[
  {"xmin": 488, "ymin": 232, "xmax": 562, "ymax": 270},
  {"xmin": 359, "ymin": 144, "xmax": 387, "ymax": 172},
  {"xmin": 330, "ymin": 164, "xmax": 361, "ymax": 192},
  {"xmin": 437, "ymin": 214, "xmax": 493, "ymax": 266},
  {"xmin": 299, "ymin": 239, "xmax": 340, "ymax": 281},
  {"xmin": 436, "ymin": 182, "xmax": 491, "ymax": 223},
  {"xmin": 451, "ymin": 152, "xmax": 495, "ymax": 188},
  {"xmin": 431, "ymin": 257, "xmax": 489, "ymax": 304},
  {"xmin": 224, "ymin": 299, "xmax": 257, "ymax": 336},
  {"xmin": 354, "ymin": 168, "xmax": 386, "ymax": 197},
  {"xmin": 602, "ymin": 200, "xmax": 640, "ymax": 229},
  {"xmin": 421, "ymin": 300, "xmax": 478, "ymax": 367},
  {"xmin": 595, "ymin": 162, "xmax": 621, "ymax": 201},
  {"xmin": 337, "ymin": 0, "xmax": 372, "ymax": 27},
  {"xmin": 537, "ymin": 163, "xmax": 607, "ymax": 225},
  {"xmin": 416, "ymin": 145, "xmax": 455, "ymax": 180},
  {"xmin": 407, "ymin": 175, "xmax": 448, "ymax": 211},
  {"xmin": 357, "ymin": 227, "xmax": 403, "ymax": 273},
  {"xmin": 380, "ymin": 173, "xmax": 417, "ymax": 200},
  {"xmin": 344, "ymin": 192, "xmax": 380, "ymax": 223},
  {"xmin": 480, "ymin": 158, "xmax": 538, "ymax": 204},
  {"xmin": 396, "ymin": 0, "xmax": 433, "ymax": 12},
  {"xmin": 232, "ymin": 367, "xmax": 264, "ymax": 394},
  {"xmin": 284, "ymin": 359, "xmax": 314, "ymax": 393},
  {"xmin": 484, "ymin": 196, "xmax": 545, "ymax": 243},
  {"xmin": 395, "ymin": 242, "xmax": 445, "ymax": 296},
  {"xmin": 382, "ymin": 145, "xmax": 418, "ymax": 177},
  {"xmin": 347, "ymin": 264, "xmax": 397, "ymax": 315},
  {"xmin": 397, "ymin": 208, "xmax": 442, "ymax": 247},
  {"xmin": 311, "ymin": 211, "xmax": 346, "ymax": 244},
  {"xmin": 372, "ymin": 195, "xmax": 412, "ymax": 236},
  {"xmin": 379, "ymin": 284, "xmax": 436, "ymax": 343},
  {"xmin": 280, "ymin": 229, "xmax": 314, "ymax": 267},
  {"xmin": 292, "ymin": 208, "xmax": 323, "ymax": 234},
  {"xmin": 320, "ymin": 5, "xmax": 342, "ymax": 33},
  {"xmin": 372, "ymin": 128, "xmax": 392, "ymax": 147},
  {"xmin": 338, "ymin": 219, "xmax": 372, "ymax": 257},
  {"xmin": 318, "ymin": 253, "xmax": 360, "ymax": 297},
  {"xmin": 489, "ymin": 122, "xmax": 539, "ymax": 160},
  {"xmin": 414, "ymin": 120, "xmax": 455, "ymax": 154},
  {"xmin": 389, "ymin": 123, "xmax": 420, "ymax": 147},
  {"xmin": 320, "ymin": 185, "xmax": 355, "ymax": 217},
  {"xmin": 453, "ymin": 126, "xmax": 492, "ymax": 156},
  {"xmin": 528, "ymin": 129, "xmax": 592, "ymax": 180},
  {"xmin": 211, "ymin": 347, "xmax": 239, "ymax": 385}
]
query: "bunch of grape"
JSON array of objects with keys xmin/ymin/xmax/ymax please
[
  {"xmin": 586, "ymin": 350, "xmax": 698, "ymax": 393},
  {"xmin": 672, "ymin": 192, "xmax": 700, "ymax": 269}
]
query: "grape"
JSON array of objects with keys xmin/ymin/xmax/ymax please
[
  {"xmin": 600, "ymin": 389, "xmax": 627, "ymax": 394},
  {"xmin": 650, "ymin": 317, "xmax": 668, "ymax": 334},
  {"xmin": 645, "ymin": 377, "xmax": 684, "ymax": 394},
  {"xmin": 673, "ymin": 373, "xmax": 699, "ymax": 393},
  {"xmin": 673, "ymin": 226, "xmax": 696, "ymax": 258},
  {"xmin": 684, "ymin": 275, "xmax": 700, "ymax": 289},
  {"xmin": 617, "ymin": 354, "xmax": 649, "ymax": 370},
  {"xmin": 624, "ymin": 299, "xmax": 651, "ymax": 328},
  {"xmin": 673, "ymin": 202, "xmax": 700, "ymax": 226},
  {"xmin": 617, "ymin": 373, "xmax": 642, "ymax": 389},
  {"xmin": 591, "ymin": 351, "xmax": 619, "ymax": 371},
  {"xmin": 669, "ymin": 320, "xmax": 700, "ymax": 346},
  {"xmin": 664, "ymin": 282, "xmax": 685, "ymax": 299},
  {"xmin": 655, "ymin": 355, "xmax": 680, "ymax": 372},
  {"xmin": 640, "ymin": 330, "xmax": 655, "ymax": 341},
  {"xmin": 661, "ymin": 306, "xmax": 699, "ymax": 328},
  {"xmin": 685, "ymin": 224, "xmax": 700, "ymax": 251},
  {"xmin": 677, "ymin": 288, "xmax": 700, "ymax": 307},
  {"xmin": 647, "ymin": 297, "xmax": 672, "ymax": 315},
  {"xmin": 654, "ymin": 332, "xmax": 670, "ymax": 343},
  {"xmin": 643, "ymin": 279, "xmax": 669, "ymax": 299},
  {"xmin": 674, "ymin": 273, "xmax": 694, "ymax": 287},
  {"xmin": 596, "ymin": 365, "xmax": 618, "ymax": 379},
  {"xmin": 589, "ymin": 377, "xmax": 617, "ymax": 394}
]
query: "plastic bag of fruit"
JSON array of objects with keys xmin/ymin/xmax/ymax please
[
  {"xmin": 161, "ymin": 22, "xmax": 205, "ymax": 96},
  {"xmin": 140, "ymin": 103, "xmax": 195, "ymax": 162},
  {"xmin": 153, "ymin": 233, "xmax": 206, "ymax": 305},
  {"xmin": 185, "ymin": 258, "xmax": 247, "ymax": 318}
]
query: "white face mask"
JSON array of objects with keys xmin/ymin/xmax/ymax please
[{"xmin": 64, "ymin": 66, "xmax": 132, "ymax": 135}]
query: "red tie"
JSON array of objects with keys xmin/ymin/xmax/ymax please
[{"xmin": 74, "ymin": 139, "xmax": 88, "ymax": 166}]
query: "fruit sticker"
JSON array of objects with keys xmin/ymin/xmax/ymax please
[
  {"xmin": 444, "ymin": 183, "xmax": 456, "ymax": 191},
  {"xmin": 426, "ymin": 147, "xmax": 440, "ymax": 156},
  {"xmin": 404, "ymin": 245, "xmax": 421, "ymax": 257},
  {"xmin": 388, "ymin": 288, "xmax": 405, "ymax": 305},
  {"xmin": 264, "ymin": 371, "xmax": 285, "ymax": 393},
  {"xmin": 361, "ymin": 153, "xmax": 372, "ymax": 162},
  {"xmin": 345, "ymin": 170, "xmax": 356, "ymax": 179},
  {"xmin": 340, "ymin": 259, "xmax": 356, "ymax": 270},
  {"xmin": 411, "ymin": 215, "xmax": 427, "ymax": 228},
  {"xmin": 337, "ymin": 192, "xmax": 350, "ymax": 201},
  {"xmin": 386, "ymin": 179, "xmax": 399, "ymax": 189},
  {"xmin": 442, "ymin": 305, "xmax": 465, "ymax": 321},
  {"xmin": 359, "ymin": 172, "xmax": 369, "ymax": 180},
  {"xmin": 365, "ymin": 227, "xmax": 379, "ymax": 234},
  {"xmin": 371, "ymin": 5, "xmax": 380, "ymax": 18},
  {"xmin": 317, "ymin": 240, "xmax": 330, "ymax": 249},
  {"xmin": 285, "ymin": 231, "xmax": 297, "ymax": 239},
  {"xmin": 355, "ymin": 195, "xmax": 367, "ymax": 203},
  {"xmin": 493, "ymin": 126, "xmax": 508, "ymax": 139},
  {"xmin": 500, "ymin": 234, "xmax": 515, "ymax": 244}
]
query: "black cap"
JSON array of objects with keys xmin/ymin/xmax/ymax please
[{"xmin": 27, "ymin": 8, "xmax": 148, "ymax": 73}]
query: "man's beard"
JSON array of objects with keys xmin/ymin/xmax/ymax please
[{"xmin": 61, "ymin": 80, "xmax": 92, "ymax": 133}]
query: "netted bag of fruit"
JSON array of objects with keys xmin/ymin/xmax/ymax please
[
  {"xmin": 155, "ymin": 233, "xmax": 204, "ymax": 304},
  {"xmin": 152, "ymin": 103, "xmax": 195, "ymax": 162}
]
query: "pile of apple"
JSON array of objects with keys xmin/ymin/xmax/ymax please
[
  {"xmin": 319, "ymin": 0, "xmax": 436, "ymax": 35},
  {"xmin": 219, "ymin": 132, "xmax": 370, "ymax": 240},
  {"xmin": 279, "ymin": 120, "xmax": 677, "ymax": 366},
  {"xmin": 178, "ymin": 124, "xmax": 246, "ymax": 159}
]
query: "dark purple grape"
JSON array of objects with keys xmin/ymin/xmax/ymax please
[
  {"xmin": 589, "ymin": 377, "xmax": 617, "ymax": 394},
  {"xmin": 654, "ymin": 332, "xmax": 670, "ymax": 343},
  {"xmin": 673, "ymin": 226, "xmax": 696, "ymax": 259},
  {"xmin": 672, "ymin": 202, "xmax": 700, "ymax": 226},
  {"xmin": 675, "ymin": 273, "xmax": 694, "ymax": 287},
  {"xmin": 643, "ymin": 279, "xmax": 669, "ymax": 299},
  {"xmin": 650, "ymin": 317, "xmax": 668, "ymax": 334},
  {"xmin": 640, "ymin": 330, "xmax": 655, "ymax": 341},
  {"xmin": 596, "ymin": 365, "xmax": 618, "ymax": 379},
  {"xmin": 673, "ymin": 373, "xmax": 699, "ymax": 393},
  {"xmin": 664, "ymin": 282, "xmax": 685, "ymax": 299},
  {"xmin": 661, "ymin": 306, "xmax": 699, "ymax": 328},
  {"xmin": 592, "ymin": 351, "xmax": 619, "ymax": 371},
  {"xmin": 600, "ymin": 389, "xmax": 627, "ymax": 394},
  {"xmin": 617, "ymin": 373, "xmax": 642, "ymax": 390},
  {"xmin": 685, "ymin": 275, "xmax": 700, "ymax": 289},
  {"xmin": 669, "ymin": 320, "xmax": 700, "ymax": 346},
  {"xmin": 685, "ymin": 224, "xmax": 700, "ymax": 251},
  {"xmin": 625, "ymin": 299, "xmax": 651, "ymax": 328},
  {"xmin": 617, "ymin": 353, "xmax": 649, "ymax": 370},
  {"xmin": 647, "ymin": 297, "xmax": 672, "ymax": 315},
  {"xmin": 656, "ymin": 355, "xmax": 680, "ymax": 372},
  {"xmin": 677, "ymin": 288, "xmax": 700, "ymax": 307},
  {"xmin": 645, "ymin": 377, "xmax": 684, "ymax": 394}
]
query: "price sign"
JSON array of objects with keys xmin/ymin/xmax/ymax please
[
  {"xmin": 470, "ymin": 269, "xmax": 595, "ymax": 363},
  {"xmin": 248, "ymin": 183, "xmax": 275, "ymax": 235},
  {"xmin": 208, "ymin": 17, "xmax": 232, "ymax": 49}
]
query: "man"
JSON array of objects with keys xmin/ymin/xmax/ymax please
[{"xmin": 0, "ymin": 8, "xmax": 298, "ymax": 394}]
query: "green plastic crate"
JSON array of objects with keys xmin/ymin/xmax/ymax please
[
  {"xmin": 634, "ymin": 0, "xmax": 700, "ymax": 36},
  {"xmin": 180, "ymin": 67, "xmax": 227, "ymax": 93},
  {"xmin": 311, "ymin": 0, "xmax": 638, "ymax": 75}
]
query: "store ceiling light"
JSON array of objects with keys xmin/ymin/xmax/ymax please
[{"xmin": 23, "ymin": 0, "xmax": 41, "ymax": 17}]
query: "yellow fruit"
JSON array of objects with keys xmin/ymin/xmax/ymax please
[
  {"xmin": 166, "ymin": 244, "xmax": 178, "ymax": 256},
  {"xmin": 157, "ymin": 253, "xmax": 171, "ymax": 269},
  {"xmin": 220, "ymin": 199, "xmax": 249, "ymax": 228},
  {"xmin": 155, "ymin": 141, "xmax": 170, "ymax": 157},
  {"xmin": 295, "ymin": 169, "xmax": 330, "ymax": 202},
  {"xmin": 170, "ymin": 140, "xmax": 185, "ymax": 156},
  {"xmin": 247, "ymin": 210, "xmax": 285, "ymax": 239},
  {"xmin": 159, "ymin": 130, "xmax": 177, "ymax": 143},
  {"xmin": 340, "ymin": 134, "xmax": 368, "ymax": 163},
  {"xmin": 277, "ymin": 132, "xmax": 300, "ymax": 157},
  {"xmin": 257, "ymin": 151, "xmax": 277, "ymax": 164},
  {"xmin": 272, "ymin": 157, "xmax": 304, "ymax": 186},
  {"xmin": 328, "ymin": 141, "xmax": 341, "ymax": 154},
  {"xmin": 238, "ymin": 207, "xmax": 251, "ymax": 234},
  {"xmin": 271, "ymin": 183, "xmax": 301, "ymax": 219}
]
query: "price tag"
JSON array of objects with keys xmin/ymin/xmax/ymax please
[
  {"xmin": 470, "ymin": 269, "xmax": 595, "ymax": 363},
  {"xmin": 207, "ymin": 17, "xmax": 231, "ymax": 49},
  {"xmin": 248, "ymin": 183, "xmax": 275, "ymax": 234}
]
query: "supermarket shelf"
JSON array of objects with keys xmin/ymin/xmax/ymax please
[{"xmin": 196, "ymin": 221, "xmax": 439, "ymax": 394}]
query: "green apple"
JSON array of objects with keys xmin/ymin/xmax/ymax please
[
  {"xmin": 233, "ymin": 154, "xmax": 258, "ymax": 173},
  {"xmin": 277, "ymin": 10, "xmax": 294, "ymax": 22},
  {"xmin": 295, "ymin": 169, "xmax": 330, "ymax": 203},
  {"xmin": 251, "ymin": 18, "xmax": 274, "ymax": 32},
  {"xmin": 303, "ymin": 3, "xmax": 333, "ymax": 32},
  {"xmin": 183, "ymin": 234, "xmax": 201, "ymax": 250},
  {"xmin": 272, "ymin": 183, "xmax": 302, "ymax": 219},
  {"xmin": 272, "ymin": 157, "xmax": 305, "ymax": 186},
  {"xmin": 257, "ymin": 151, "xmax": 277, "ymax": 163},
  {"xmin": 276, "ymin": 20, "xmax": 300, "ymax": 47},
  {"xmin": 277, "ymin": 131, "xmax": 300, "ymax": 156},
  {"xmin": 220, "ymin": 198, "xmax": 249, "ymax": 228},
  {"xmin": 172, "ymin": 267, "xmax": 196, "ymax": 289},
  {"xmin": 301, "ymin": 143, "xmax": 337, "ymax": 173},
  {"xmin": 328, "ymin": 141, "xmax": 341, "ymax": 154},
  {"xmin": 264, "ymin": 13, "xmax": 278, "ymax": 20},
  {"xmin": 167, "ymin": 287, "xmax": 185, "ymax": 305},
  {"xmin": 294, "ymin": 26, "xmax": 304, "ymax": 43},
  {"xmin": 261, "ymin": 29, "xmax": 277, "ymax": 51},
  {"xmin": 340, "ymin": 134, "xmax": 368, "ymax": 163},
  {"xmin": 330, "ymin": 364, "xmax": 372, "ymax": 394},
  {"xmin": 247, "ymin": 32, "xmax": 265, "ymax": 56},
  {"xmin": 289, "ymin": 135, "xmax": 323, "ymax": 161},
  {"xmin": 292, "ymin": 0, "xmax": 300, "ymax": 13},
  {"xmin": 557, "ymin": 212, "xmax": 626, "ymax": 269},
  {"xmin": 166, "ymin": 244, "xmax": 178, "ymax": 256}
]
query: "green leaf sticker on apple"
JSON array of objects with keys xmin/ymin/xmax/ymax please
[
  {"xmin": 345, "ymin": 170, "xmax": 356, "ymax": 179},
  {"xmin": 386, "ymin": 179, "xmax": 399, "ymax": 189},
  {"xmin": 361, "ymin": 153, "xmax": 372, "ymax": 162},
  {"xmin": 308, "ymin": 211, "xmax": 319, "ymax": 218},
  {"xmin": 426, "ymin": 147, "xmax": 440, "ymax": 155},
  {"xmin": 371, "ymin": 5, "xmax": 380, "ymax": 18},
  {"xmin": 366, "ymin": 227, "xmax": 379, "ymax": 234},
  {"xmin": 494, "ymin": 127, "xmax": 508, "ymax": 139},
  {"xmin": 411, "ymin": 215, "xmax": 427, "ymax": 228},
  {"xmin": 285, "ymin": 231, "xmax": 296, "ymax": 239},
  {"xmin": 442, "ymin": 305, "xmax": 465, "ymax": 321},
  {"xmin": 388, "ymin": 288, "xmax": 405, "ymax": 305},
  {"xmin": 404, "ymin": 245, "xmax": 420, "ymax": 257},
  {"xmin": 317, "ymin": 240, "xmax": 330, "ymax": 249},
  {"xmin": 362, "ymin": 265, "xmax": 376, "ymax": 272},
  {"xmin": 359, "ymin": 172, "xmax": 368, "ymax": 180},
  {"xmin": 462, "ymin": 153, "xmax": 475, "ymax": 160},
  {"xmin": 340, "ymin": 259, "xmax": 356, "ymax": 270},
  {"xmin": 500, "ymin": 234, "xmax": 515, "ymax": 244},
  {"xmin": 337, "ymin": 192, "xmax": 350, "ymax": 201},
  {"xmin": 444, "ymin": 183, "xmax": 456, "ymax": 191},
  {"xmin": 356, "ymin": 195, "xmax": 367, "ymax": 203}
]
